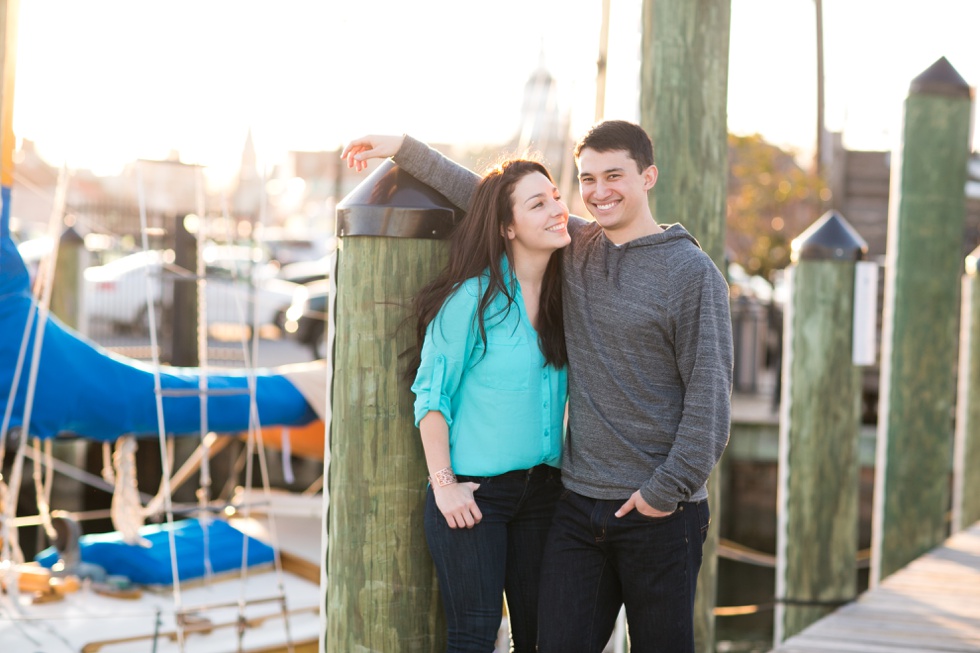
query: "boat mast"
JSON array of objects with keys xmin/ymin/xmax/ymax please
[{"xmin": 0, "ymin": 0, "xmax": 17, "ymax": 203}]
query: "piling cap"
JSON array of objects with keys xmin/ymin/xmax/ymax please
[
  {"xmin": 336, "ymin": 159, "xmax": 461, "ymax": 239},
  {"xmin": 60, "ymin": 225, "xmax": 85, "ymax": 245},
  {"xmin": 791, "ymin": 210, "xmax": 867, "ymax": 263},
  {"xmin": 909, "ymin": 57, "xmax": 973, "ymax": 99},
  {"xmin": 967, "ymin": 244, "xmax": 980, "ymax": 276}
]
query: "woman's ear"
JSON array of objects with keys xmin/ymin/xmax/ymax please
[{"xmin": 502, "ymin": 225, "xmax": 516, "ymax": 240}]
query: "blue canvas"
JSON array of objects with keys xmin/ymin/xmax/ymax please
[{"xmin": 35, "ymin": 518, "xmax": 276, "ymax": 585}]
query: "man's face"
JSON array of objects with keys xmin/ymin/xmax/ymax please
[{"xmin": 576, "ymin": 148, "xmax": 658, "ymax": 234}]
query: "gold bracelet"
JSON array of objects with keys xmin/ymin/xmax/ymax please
[{"xmin": 428, "ymin": 467, "xmax": 457, "ymax": 487}]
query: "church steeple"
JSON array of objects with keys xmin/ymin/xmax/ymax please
[
  {"xmin": 233, "ymin": 128, "xmax": 261, "ymax": 216},
  {"xmin": 517, "ymin": 46, "xmax": 561, "ymax": 156},
  {"xmin": 512, "ymin": 45, "xmax": 574, "ymax": 199}
]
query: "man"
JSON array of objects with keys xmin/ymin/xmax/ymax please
[{"xmin": 343, "ymin": 120, "xmax": 733, "ymax": 652}]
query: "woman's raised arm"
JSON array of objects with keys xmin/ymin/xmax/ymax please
[
  {"xmin": 341, "ymin": 134, "xmax": 406, "ymax": 172},
  {"xmin": 342, "ymin": 133, "xmax": 480, "ymax": 214}
]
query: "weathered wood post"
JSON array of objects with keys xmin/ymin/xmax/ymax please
[
  {"xmin": 872, "ymin": 57, "xmax": 973, "ymax": 584},
  {"xmin": 170, "ymin": 214, "xmax": 197, "ymax": 367},
  {"xmin": 953, "ymin": 244, "xmax": 980, "ymax": 533},
  {"xmin": 640, "ymin": 1, "xmax": 732, "ymax": 648},
  {"xmin": 325, "ymin": 160, "xmax": 459, "ymax": 653},
  {"xmin": 774, "ymin": 211, "xmax": 866, "ymax": 643},
  {"xmin": 50, "ymin": 223, "xmax": 86, "ymax": 330}
]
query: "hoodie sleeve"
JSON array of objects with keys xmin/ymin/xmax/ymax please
[
  {"xmin": 394, "ymin": 136, "xmax": 481, "ymax": 214},
  {"xmin": 395, "ymin": 136, "xmax": 595, "ymax": 234},
  {"xmin": 640, "ymin": 252, "xmax": 734, "ymax": 512}
]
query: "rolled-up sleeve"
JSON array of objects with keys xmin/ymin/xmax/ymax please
[{"xmin": 411, "ymin": 283, "xmax": 479, "ymax": 427}]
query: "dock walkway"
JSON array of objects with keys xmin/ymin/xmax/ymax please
[{"xmin": 770, "ymin": 521, "xmax": 980, "ymax": 652}]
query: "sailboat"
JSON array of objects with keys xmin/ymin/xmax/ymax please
[
  {"xmin": 0, "ymin": 172, "xmax": 330, "ymax": 653},
  {"xmin": 0, "ymin": 168, "xmax": 333, "ymax": 653},
  {"xmin": 0, "ymin": 8, "xmax": 329, "ymax": 648}
]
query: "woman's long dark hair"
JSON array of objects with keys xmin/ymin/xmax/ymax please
[{"xmin": 406, "ymin": 159, "xmax": 566, "ymax": 379}]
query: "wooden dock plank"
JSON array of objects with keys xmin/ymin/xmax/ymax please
[
  {"xmin": 804, "ymin": 612, "xmax": 980, "ymax": 633},
  {"xmin": 771, "ymin": 522, "xmax": 980, "ymax": 652}
]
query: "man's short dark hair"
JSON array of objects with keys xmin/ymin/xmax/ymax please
[{"xmin": 574, "ymin": 120, "xmax": 655, "ymax": 172}]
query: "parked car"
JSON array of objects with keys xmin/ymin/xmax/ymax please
[
  {"xmin": 282, "ymin": 279, "xmax": 328, "ymax": 358},
  {"xmin": 83, "ymin": 248, "xmax": 299, "ymax": 334},
  {"xmin": 276, "ymin": 254, "xmax": 334, "ymax": 286}
]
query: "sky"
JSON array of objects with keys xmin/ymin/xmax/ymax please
[{"xmin": 10, "ymin": 0, "xmax": 980, "ymax": 188}]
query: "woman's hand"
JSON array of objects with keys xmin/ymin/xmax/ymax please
[
  {"xmin": 340, "ymin": 134, "xmax": 406, "ymax": 172},
  {"xmin": 433, "ymin": 481, "xmax": 482, "ymax": 528}
]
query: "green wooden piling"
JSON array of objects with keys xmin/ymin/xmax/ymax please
[
  {"xmin": 640, "ymin": 2, "xmax": 732, "ymax": 648},
  {"xmin": 872, "ymin": 57, "xmax": 974, "ymax": 584},
  {"xmin": 50, "ymin": 225, "xmax": 85, "ymax": 329},
  {"xmin": 953, "ymin": 245, "xmax": 980, "ymax": 532},
  {"xmin": 326, "ymin": 161, "xmax": 457, "ymax": 653},
  {"xmin": 170, "ymin": 214, "xmax": 198, "ymax": 367},
  {"xmin": 640, "ymin": 0, "xmax": 730, "ymax": 265},
  {"xmin": 775, "ymin": 212, "xmax": 865, "ymax": 642}
]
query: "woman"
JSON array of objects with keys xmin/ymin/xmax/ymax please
[{"xmin": 345, "ymin": 138, "xmax": 570, "ymax": 652}]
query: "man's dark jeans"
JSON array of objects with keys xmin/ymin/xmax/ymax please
[
  {"xmin": 424, "ymin": 464, "xmax": 562, "ymax": 653},
  {"xmin": 537, "ymin": 489, "xmax": 710, "ymax": 653}
]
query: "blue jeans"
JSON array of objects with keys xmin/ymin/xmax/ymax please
[
  {"xmin": 537, "ymin": 490, "xmax": 710, "ymax": 653},
  {"xmin": 424, "ymin": 464, "xmax": 562, "ymax": 653}
]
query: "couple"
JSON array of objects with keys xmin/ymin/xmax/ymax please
[{"xmin": 343, "ymin": 120, "xmax": 734, "ymax": 653}]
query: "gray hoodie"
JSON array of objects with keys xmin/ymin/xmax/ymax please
[{"xmin": 394, "ymin": 136, "xmax": 733, "ymax": 513}]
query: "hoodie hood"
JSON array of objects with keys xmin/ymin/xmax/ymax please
[{"xmin": 599, "ymin": 223, "xmax": 701, "ymax": 288}]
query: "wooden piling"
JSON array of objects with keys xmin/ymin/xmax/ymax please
[
  {"xmin": 326, "ymin": 161, "xmax": 458, "ymax": 653},
  {"xmin": 640, "ymin": 2, "xmax": 732, "ymax": 648},
  {"xmin": 953, "ymin": 245, "xmax": 980, "ymax": 532},
  {"xmin": 50, "ymin": 224, "xmax": 85, "ymax": 329},
  {"xmin": 872, "ymin": 57, "xmax": 974, "ymax": 584},
  {"xmin": 775, "ymin": 211, "xmax": 866, "ymax": 643},
  {"xmin": 170, "ymin": 214, "xmax": 198, "ymax": 367}
]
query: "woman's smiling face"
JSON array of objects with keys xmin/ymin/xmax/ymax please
[{"xmin": 504, "ymin": 171, "xmax": 570, "ymax": 254}]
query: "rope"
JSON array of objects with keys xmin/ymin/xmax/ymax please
[
  {"xmin": 0, "ymin": 165, "xmax": 69, "ymax": 565},
  {"xmin": 714, "ymin": 595, "xmax": 857, "ymax": 617},
  {"xmin": 20, "ymin": 444, "xmax": 152, "ymax": 502},
  {"xmin": 110, "ymin": 436, "xmax": 148, "ymax": 545},
  {"xmin": 100, "ymin": 441, "xmax": 115, "ymax": 483},
  {"xmin": 0, "ymin": 480, "xmax": 24, "ymax": 565},
  {"xmin": 717, "ymin": 538, "xmax": 872, "ymax": 569},
  {"xmin": 193, "ymin": 166, "xmax": 214, "ymax": 584},
  {"xmin": 226, "ymin": 168, "xmax": 294, "ymax": 653},
  {"xmin": 30, "ymin": 438, "xmax": 56, "ymax": 540},
  {"xmin": 280, "ymin": 428, "xmax": 294, "ymax": 485},
  {"xmin": 136, "ymin": 163, "xmax": 185, "ymax": 651}
]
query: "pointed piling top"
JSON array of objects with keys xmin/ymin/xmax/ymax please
[
  {"xmin": 909, "ymin": 57, "xmax": 973, "ymax": 99},
  {"xmin": 967, "ymin": 243, "xmax": 980, "ymax": 276},
  {"xmin": 60, "ymin": 225, "xmax": 85, "ymax": 245},
  {"xmin": 336, "ymin": 159, "xmax": 461, "ymax": 239},
  {"xmin": 791, "ymin": 210, "xmax": 868, "ymax": 263}
]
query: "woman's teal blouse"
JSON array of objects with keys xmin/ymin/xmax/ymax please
[{"xmin": 411, "ymin": 264, "xmax": 566, "ymax": 476}]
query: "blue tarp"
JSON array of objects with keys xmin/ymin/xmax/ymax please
[
  {"xmin": 34, "ymin": 518, "xmax": 275, "ymax": 585},
  {"xmin": 0, "ymin": 196, "xmax": 317, "ymax": 441}
]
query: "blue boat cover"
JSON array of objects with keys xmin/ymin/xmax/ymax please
[
  {"xmin": 1, "ymin": 201, "xmax": 317, "ymax": 441},
  {"xmin": 34, "ymin": 518, "xmax": 275, "ymax": 585}
]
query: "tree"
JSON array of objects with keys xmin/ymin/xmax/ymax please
[{"xmin": 727, "ymin": 133, "xmax": 826, "ymax": 281}]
